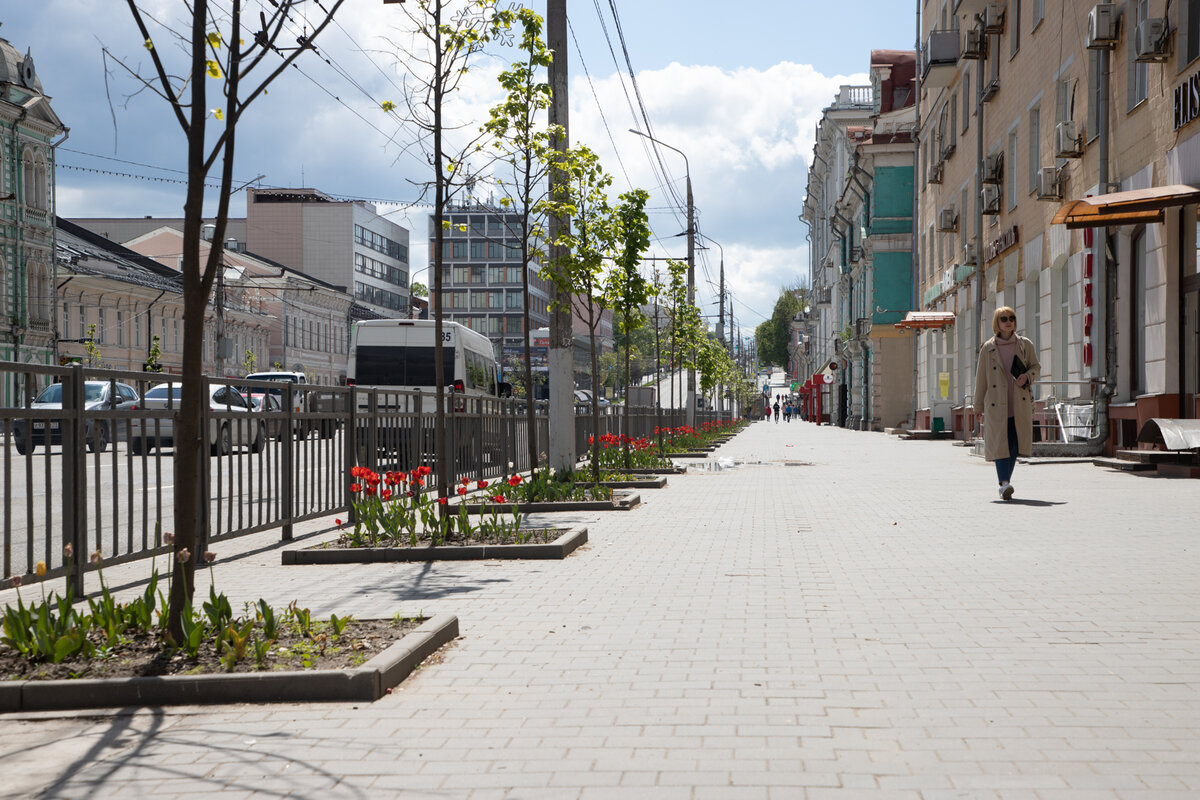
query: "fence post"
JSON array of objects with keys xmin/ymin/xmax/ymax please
[
  {"xmin": 198, "ymin": 381, "xmax": 212, "ymax": 554},
  {"xmin": 63, "ymin": 366, "xmax": 86, "ymax": 597},
  {"xmin": 345, "ymin": 386, "xmax": 358, "ymax": 525},
  {"xmin": 280, "ymin": 383, "xmax": 294, "ymax": 541}
]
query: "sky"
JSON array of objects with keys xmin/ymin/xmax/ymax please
[{"xmin": 4, "ymin": 0, "xmax": 917, "ymax": 333}]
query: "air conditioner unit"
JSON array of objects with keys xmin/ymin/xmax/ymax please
[
  {"xmin": 1035, "ymin": 167, "xmax": 1063, "ymax": 200},
  {"xmin": 962, "ymin": 27, "xmax": 987, "ymax": 59},
  {"xmin": 929, "ymin": 160, "xmax": 945, "ymax": 185},
  {"xmin": 981, "ymin": 185, "xmax": 1001, "ymax": 215},
  {"xmin": 1135, "ymin": 18, "xmax": 1168, "ymax": 62},
  {"xmin": 964, "ymin": 242, "xmax": 978, "ymax": 265},
  {"xmin": 982, "ymin": 152, "xmax": 1004, "ymax": 184},
  {"xmin": 942, "ymin": 131, "xmax": 957, "ymax": 160},
  {"xmin": 1087, "ymin": 4, "xmax": 1118, "ymax": 49},
  {"xmin": 983, "ymin": 2, "xmax": 1006, "ymax": 33},
  {"xmin": 937, "ymin": 207, "xmax": 959, "ymax": 232},
  {"xmin": 1055, "ymin": 120, "xmax": 1084, "ymax": 158}
]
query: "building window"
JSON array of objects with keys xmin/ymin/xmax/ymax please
[
  {"xmin": 1009, "ymin": 0, "xmax": 1021, "ymax": 58},
  {"xmin": 962, "ymin": 73, "xmax": 971, "ymax": 133},
  {"xmin": 1131, "ymin": 229, "xmax": 1148, "ymax": 394},
  {"xmin": 1181, "ymin": 0, "xmax": 1200, "ymax": 69},
  {"xmin": 116, "ymin": 310, "xmax": 125, "ymax": 347},
  {"xmin": 1028, "ymin": 106, "xmax": 1040, "ymax": 194},
  {"xmin": 97, "ymin": 309, "xmax": 106, "ymax": 345},
  {"xmin": 1007, "ymin": 130, "xmax": 1019, "ymax": 210},
  {"xmin": 80, "ymin": 305, "xmax": 87, "ymax": 339},
  {"xmin": 61, "ymin": 301, "xmax": 68, "ymax": 335},
  {"xmin": 1128, "ymin": 0, "xmax": 1149, "ymax": 109},
  {"xmin": 1087, "ymin": 49, "xmax": 1101, "ymax": 142},
  {"xmin": 470, "ymin": 241, "xmax": 486, "ymax": 259}
]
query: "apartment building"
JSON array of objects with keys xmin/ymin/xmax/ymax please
[
  {"xmin": 802, "ymin": 51, "xmax": 918, "ymax": 431},
  {"xmin": 429, "ymin": 201, "xmax": 554, "ymax": 356},
  {"xmin": 246, "ymin": 187, "xmax": 410, "ymax": 320},
  {"xmin": 917, "ymin": 0, "xmax": 1200, "ymax": 452},
  {"xmin": 0, "ymin": 32, "xmax": 66, "ymax": 403}
]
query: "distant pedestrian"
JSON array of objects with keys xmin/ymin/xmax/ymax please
[
  {"xmin": 973, "ymin": 306, "xmax": 1040, "ymax": 501},
  {"xmin": 773, "ymin": 399, "xmax": 780, "ymax": 422},
  {"xmin": 784, "ymin": 402, "xmax": 792, "ymax": 422}
]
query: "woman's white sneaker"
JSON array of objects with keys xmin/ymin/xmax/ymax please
[{"xmin": 999, "ymin": 482, "xmax": 1014, "ymax": 501}]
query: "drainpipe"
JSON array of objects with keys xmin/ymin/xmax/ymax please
[
  {"xmin": 1090, "ymin": 44, "xmax": 1116, "ymax": 452},
  {"xmin": 973, "ymin": 21, "xmax": 986, "ymax": 434},
  {"xmin": 912, "ymin": 0, "xmax": 921, "ymax": 429},
  {"xmin": 1035, "ymin": 41, "xmax": 1114, "ymax": 457}
]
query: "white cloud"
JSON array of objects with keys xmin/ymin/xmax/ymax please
[{"xmin": 27, "ymin": 0, "xmax": 864, "ymax": 328}]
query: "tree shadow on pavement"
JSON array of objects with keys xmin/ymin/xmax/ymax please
[{"xmin": 373, "ymin": 561, "xmax": 513, "ymax": 602}]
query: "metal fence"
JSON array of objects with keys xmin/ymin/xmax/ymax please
[{"xmin": 0, "ymin": 361, "xmax": 732, "ymax": 592}]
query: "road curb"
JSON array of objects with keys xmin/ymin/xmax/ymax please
[{"xmin": 0, "ymin": 614, "xmax": 459, "ymax": 712}]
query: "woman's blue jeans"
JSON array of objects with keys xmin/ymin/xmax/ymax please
[{"xmin": 995, "ymin": 417, "xmax": 1019, "ymax": 484}]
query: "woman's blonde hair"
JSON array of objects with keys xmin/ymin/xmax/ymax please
[{"xmin": 992, "ymin": 306, "xmax": 1017, "ymax": 335}]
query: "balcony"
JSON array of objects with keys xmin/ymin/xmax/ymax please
[
  {"xmin": 814, "ymin": 286, "xmax": 833, "ymax": 307},
  {"xmin": 831, "ymin": 85, "xmax": 874, "ymax": 111},
  {"xmin": 921, "ymin": 30, "xmax": 960, "ymax": 89},
  {"xmin": 855, "ymin": 317, "xmax": 872, "ymax": 339}
]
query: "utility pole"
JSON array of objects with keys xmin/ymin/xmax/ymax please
[
  {"xmin": 546, "ymin": 0, "xmax": 575, "ymax": 471},
  {"xmin": 685, "ymin": 174, "xmax": 696, "ymax": 426}
]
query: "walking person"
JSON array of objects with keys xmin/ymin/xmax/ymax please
[
  {"xmin": 784, "ymin": 401, "xmax": 792, "ymax": 422},
  {"xmin": 973, "ymin": 306, "xmax": 1040, "ymax": 501},
  {"xmin": 773, "ymin": 398, "xmax": 780, "ymax": 422}
]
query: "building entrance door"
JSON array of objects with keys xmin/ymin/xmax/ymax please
[{"xmin": 1184, "ymin": 276, "xmax": 1200, "ymax": 419}]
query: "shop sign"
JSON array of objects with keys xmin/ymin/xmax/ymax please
[
  {"xmin": 1174, "ymin": 69, "xmax": 1200, "ymax": 131},
  {"xmin": 985, "ymin": 225, "xmax": 1019, "ymax": 262}
]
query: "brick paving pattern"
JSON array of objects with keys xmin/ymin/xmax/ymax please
[{"xmin": 1, "ymin": 420, "xmax": 1199, "ymax": 798}]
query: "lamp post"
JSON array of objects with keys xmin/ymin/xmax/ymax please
[
  {"xmin": 697, "ymin": 233, "xmax": 728, "ymax": 413},
  {"xmin": 629, "ymin": 128, "xmax": 696, "ymax": 426}
]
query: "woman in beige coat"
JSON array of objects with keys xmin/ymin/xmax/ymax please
[{"xmin": 973, "ymin": 306, "xmax": 1040, "ymax": 500}]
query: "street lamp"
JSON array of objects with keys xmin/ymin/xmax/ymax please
[{"xmin": 629, "ymin": 128, "xmax": 696, "ymax": 426}]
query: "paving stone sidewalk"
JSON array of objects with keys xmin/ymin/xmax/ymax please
[{"xmin": 2, "ymin": 420, "xmax": 1199, "ymax": 799}]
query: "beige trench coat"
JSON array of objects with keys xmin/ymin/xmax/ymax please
[{"xmin": 972, "ymin": 335, "xmax": 1041, "ymax": 461}]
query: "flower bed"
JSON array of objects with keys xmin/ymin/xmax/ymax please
[
  {"xmin": 0, "ymin": 545, "xmax": 456, "ymax": 708},
  {"xmin": 283, "ymin": 527, "xmax": 587, "ymax": 564}
]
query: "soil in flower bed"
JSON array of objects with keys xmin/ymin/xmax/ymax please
[
  {"xmin": 320, "ymin": 528, "xmax": 564, "ymax": 549},
  {"xmin": 1, "ymin": 617, "xmax": 421, "ymax": 682}
]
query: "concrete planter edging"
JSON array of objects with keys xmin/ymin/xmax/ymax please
[
  {"xmin": 457, "ymin": 493, "xmax": 640, "ymax": 514},
  {"xmin": 599, "ymin": 476, "xmax": 667, "ymax": 489},
  {"xmin": 0, "ymin": 614, "xmax": 459, "ymax": 713},
  {"xmin": 283, "ymin": 526, "xmax": 588, "ymax": 565}
]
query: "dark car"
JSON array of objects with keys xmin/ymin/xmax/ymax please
[{"xmin": 11, "ymin": 380, "xmax": 141, "ymax": 454}]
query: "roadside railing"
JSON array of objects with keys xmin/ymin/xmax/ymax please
[{"xmin": 1, "ymin": 361, "xmax": 733, "ymax": 593}]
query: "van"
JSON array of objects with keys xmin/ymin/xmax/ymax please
[{"xmin": 347, "ymin": 319, "xmax": 511, "ymax": 466}]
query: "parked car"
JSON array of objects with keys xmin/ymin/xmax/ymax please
[
  {"xmin": 11, "ymin": 380, "xmax": 141, "ymax": 455},
  {"xmin": 246, "ymin": 391, "xmax": 287, "ymax": 441},
  {"xmin": 573, "ymin": 389, "xmax": 610, "ymax": 409},
  {"xmin": 130, "ymin": 383, "xmax": 264, "ymax": 455}
]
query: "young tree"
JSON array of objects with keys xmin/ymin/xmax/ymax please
[
  {"xmin": 120, "ymin": 0, "xmax": 345, "ymax": 639},
  {"xmin": 540, "ymin": 144, "xmax": 615, "ymax": 484},
  {"xmin": 382, "ymin": 0, "xmax": 513, "ymax": 499},
  {"xmin": 756, "ymin": 288, "xmax": 804, "ymax": 367},
  {"xmin": 604, "ymin": 189, "xmax": 653, "ymax": 470},
  {"xmin": 483, "ymin": 7, "xmax": 556, "ymax": 484}
]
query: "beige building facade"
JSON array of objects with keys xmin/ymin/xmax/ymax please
[{"xmin": 917, "ymin": 0, "xmax": 1200, "ymax": 453}]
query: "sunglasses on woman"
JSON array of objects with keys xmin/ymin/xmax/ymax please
[{"xmin": 998, "ymin": 315, "xmax": 1015, "ymax": 322}]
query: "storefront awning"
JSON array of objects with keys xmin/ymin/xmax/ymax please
[
  {"xmin": 1052, "ymin": 184, "xmax": 1200, "ymax": 229},
  {"xmin": 894, "ymin": 311, "xmax": 956, "ymax": 330}
]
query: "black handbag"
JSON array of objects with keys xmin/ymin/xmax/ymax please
[{"xmin": 1010, "ymin": 353, "xmax": 1027, "ymax": 380}]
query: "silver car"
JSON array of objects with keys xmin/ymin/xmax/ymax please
[
  {"xmin": 131, "ymin": 383, "xmax": 265, "ymax": 455},
  {"xmin": 11, "ymin": 380, "xmax": 141, "ymax": 455}
]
